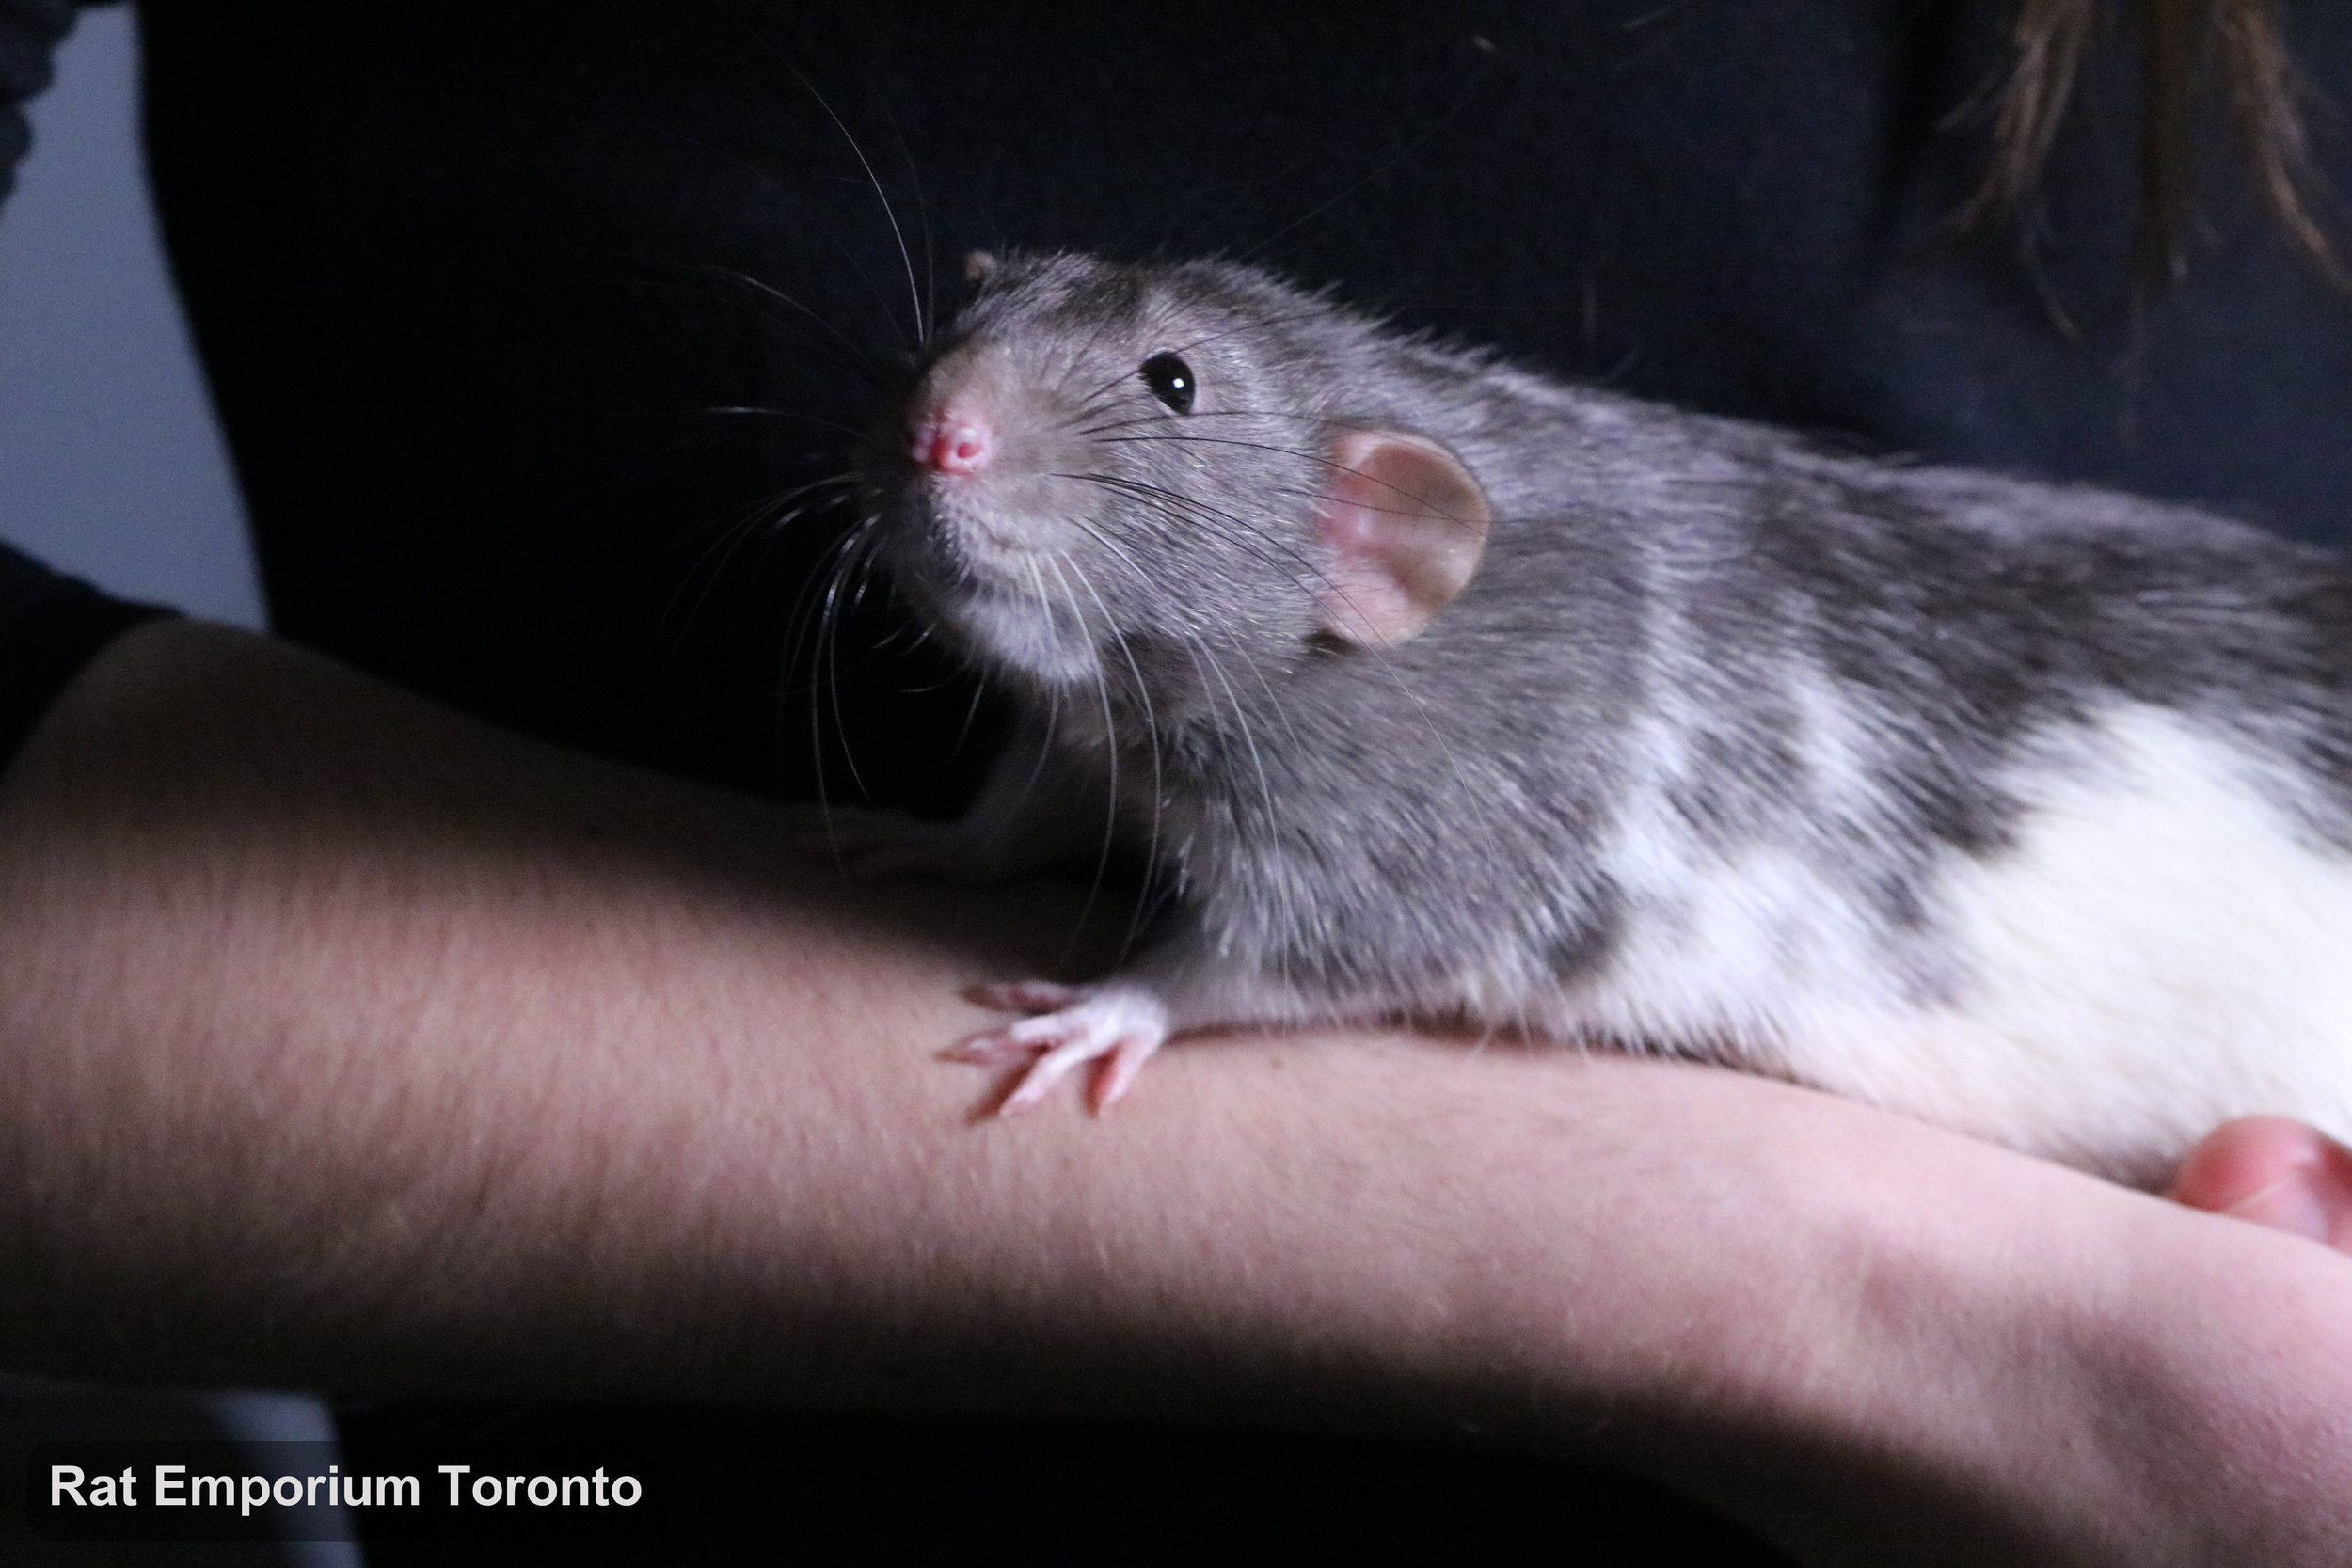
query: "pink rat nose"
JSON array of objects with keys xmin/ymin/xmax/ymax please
[{"xmin": 912, "ymin": 404, "xmax": 994, "ymax": 476}]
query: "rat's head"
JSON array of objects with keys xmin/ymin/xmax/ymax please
[{"xmin": 865, "ymin": 251, "xmax": 1490, "ymax": 713}]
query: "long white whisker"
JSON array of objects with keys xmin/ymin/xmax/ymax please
[
  {"xmin": 864, "ymin": 78, "xmax": 939, "ymax": 347},
  {"xmin": 1056, "ymin": 471, "xmax": 1316, "ymax": 584},
  {"xmin": 1068, "ymin": 557, "xmax": 1167, "ymax": 962},
  {"xmin": 1040, "ymin": 551, "xmax": 1123, "ymax": 963},
  {"xmin": 692, "ymin": 264, "xmax": 888, "ymax": 383},
  {"xmin": 700, "ymin": 404, "xmax": 873, "ymax": 442},
  {"xmin": 799, "ymin": 522, "xmax": 865, "ymax": 823},
  {"xmin": 1024, "ymin": 554, "xmax": 1072, "ymax": 772},
  {"xmin": 659, "ymin": 472, "xmax": 861, "ymax": 682},
  {"xmin": 808, "ymin": 518, "xmax": 881, "ymax": 804},
  {"xmin": 776, "ymin": 63, "xmax": 925, "ymax": 344}
]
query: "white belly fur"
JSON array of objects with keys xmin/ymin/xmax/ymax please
[{"xmin": 1567, "ymin": 703, "xmax": 2352, "ymax": 1184}]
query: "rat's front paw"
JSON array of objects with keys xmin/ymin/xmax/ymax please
[{"xmin": 949, "ymin": 980, "xmax": 1171, "ymax": 1114}]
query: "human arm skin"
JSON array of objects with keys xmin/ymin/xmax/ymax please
[{"xmin": 2, "ymin": 619, "xmax": 2350, "ymax": 1566}]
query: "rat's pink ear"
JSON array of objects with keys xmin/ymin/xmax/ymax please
[
  {"xmin": 1312, "ymin": 429, "xmax": 1492, "ymax": 646},
  {"xmin": 963, "ymin": 250, "xmax": 999, "ymax": 282}
]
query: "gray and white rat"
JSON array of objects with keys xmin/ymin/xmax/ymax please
[{"xmin": 827, "ymin": 248, "xmax": 2352, "ymax": 1187}]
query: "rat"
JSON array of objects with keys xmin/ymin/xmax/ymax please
[{"xmin": 816, "ymin": 247, "xmax": 2352, "ymax": 1187}]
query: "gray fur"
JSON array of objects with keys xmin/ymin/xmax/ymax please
[{"xmin": 862, "ymin": 251, "xmax": 2352, "ymax": 1159}]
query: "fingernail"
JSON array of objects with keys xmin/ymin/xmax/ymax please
[{"xmin": 2228, "ymin": 1170, "xmax": 2335, "ymax": 1243}]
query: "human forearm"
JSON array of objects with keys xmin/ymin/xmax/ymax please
[
  {"xmin": 0, "ymin": 618, "xmax": 1695, "ymax": 1414},
  {"xmin": 0, "ymin": 618, "xmax": 1814, "ymax": 1420},
  {"xmin": 4, "ymin": 620, "xmax": 2351, "ymax": 1565},
  {"xmin": 0, "ymin": 615, "xmax": 1146, "ymax": 1394}
]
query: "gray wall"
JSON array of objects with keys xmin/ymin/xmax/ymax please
[{"xmin": 0, "ymin": 4, "xmax": 263, "ymax": 628}]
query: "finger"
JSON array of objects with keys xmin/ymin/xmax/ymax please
[{"xmin": 2169, "ymin": 1116, "xmax": 2352, "ymax": 1253}]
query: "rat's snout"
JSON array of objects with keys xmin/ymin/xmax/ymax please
[{"xmin": 910, "ymin": 398, "xmax": 995, "ymax": 477}]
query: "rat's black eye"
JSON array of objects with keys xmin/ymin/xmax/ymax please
[{"xmin": 1139, "ymin": 352, "xmax": 1196, "ymax": 414}]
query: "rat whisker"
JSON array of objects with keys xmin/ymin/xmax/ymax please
[
  {"xmin": 1052, "ymin": 488, "xmax": 1313, "ymax": 821},
  {"xmin": 1057, "ymin": 472, "xmax": 1319, "ymax": 587},
  {"xmin": 1065, "ymin": 474, "xmax": 1474, "ymax": 831},
  {"xmin": 1057, "ymin": 376, "xmax": 1139, "ymax": 435},
  {"xmin": 616, "ymin": 102, "xmax": 907, "ymax": 353},
  {"xmin": 1053, "ymin": 291, "xmax": 1393, "ymax": 417},
  {"xmin": 1040, "ymin": 551, "xmax": 1126, "ymax": 965},
  {"xmin": 691, "ymin": 263, "xmax": 892, "ymax": 382},
  {"xmin": 699, "ymin": 405, "xmax": 873, "ymax": 442},
  {"xmin": 755, "ymin": 52, "xmax": 926, "ymax": 345},
  {"xmin": 658, "ymin": 472, "xmax": 863, "ymax": 683},
  {"xmin": 808, "ymin": 516, "xmax": 883, "ymax": 806},
  {"xmin": 1048, "ymin": 508, "xmax": 1283, "ymax": 778},
  {"xmin": 862, "ymin": 76, "xmax": 938, "ymax": 351},
  {"xmin": 1194, "ymin": 636, "xmax": 1282, "ymax": 863},
  {"xmin": 1232, "ymin": 87, "xmax": 1478, "ymax": 263},
  {"xmin": 1072, "ymin": 509, "xmax": 1297, "ymax": 871},
  {"xmin": 758, "ymin": 483, "xmax": 870, "ymax": 655},
  {"xmin": 1100, "ymin": 433, "xmax": 1491, "ymax": 537},
  {"xmin": 1069, "ymin": 406, "xmax": 1333, "ymax": 441},
  {"xmin": 1018, "ymin": 555, "xmax": 1073, "ymax": 792},
  {"xmin": 1068, "ymin": 557, "xmax": 1168, "ymax": 963},
  {"xmin": 798, "ymin": 523, "xmax": 863, "ymax": 819}
]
